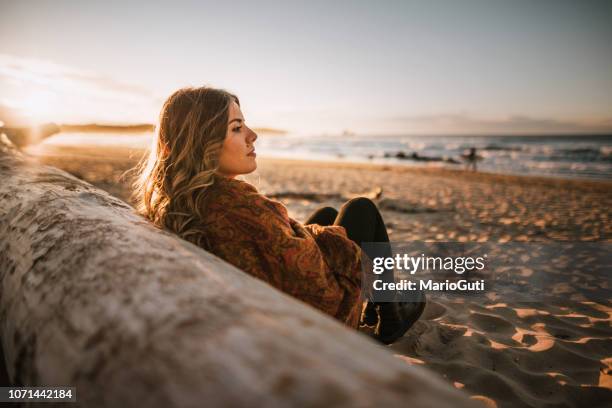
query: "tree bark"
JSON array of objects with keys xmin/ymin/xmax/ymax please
[{"xmin": 0, "ymin": 135, "xmax": 474, "ymax": 407}]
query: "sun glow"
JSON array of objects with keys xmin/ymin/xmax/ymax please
[{"xmin": 13, "ymin": 90, "xmax": 60, "ymax": 124}]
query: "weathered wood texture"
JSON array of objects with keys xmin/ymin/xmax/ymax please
[{"xmin": 0, "ymin": 136, "xmax": 474, "ymax": 407}]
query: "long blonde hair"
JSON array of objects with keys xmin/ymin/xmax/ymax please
[{"xmin": 132, "ymin": 86, "xmax": 238, "ymax": 247}]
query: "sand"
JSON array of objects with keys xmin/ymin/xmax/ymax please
[{"xmin": 24, "ymin": 143, "xmax": 612, "ymax": 408}]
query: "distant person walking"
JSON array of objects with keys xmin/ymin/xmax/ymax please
[{"xmin": 463, "ymin": 147, "xmax": 480, "ymax": 171}]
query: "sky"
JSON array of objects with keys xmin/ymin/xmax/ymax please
[{"xmin": 1, "ymin": 0, "xmax": 611, "ymax": 135}]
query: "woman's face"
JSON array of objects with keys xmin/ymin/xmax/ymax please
[{"xmin": 217, "ymin": 101, "xmax": 258, "ymax": 178}]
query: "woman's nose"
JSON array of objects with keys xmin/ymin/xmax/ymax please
[{"xmin": 247, "ymin": 128, "xmax": 258, "ymax": 143}]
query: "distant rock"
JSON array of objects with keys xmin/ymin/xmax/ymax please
[{"xmin": 383, "ymin": 150, "xmax": 460, "ymax": 164}]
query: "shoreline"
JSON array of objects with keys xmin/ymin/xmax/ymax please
[{"xmin": 257, "ymin": 155, "xmax": 612, "ymax": 191}]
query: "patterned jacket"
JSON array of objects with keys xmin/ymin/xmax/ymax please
[{"xmin": 198, "ymin": 175, "xmax": 363, "ymax": 328}]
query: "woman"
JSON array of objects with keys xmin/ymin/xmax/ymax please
[{"xmin": 133, "ymin": 86, "xmax": 424, "ymax": 344}]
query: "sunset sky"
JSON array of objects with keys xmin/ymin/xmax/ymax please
[{"xmin": 1, "ymin": 0, "xmax": 611, "ymax": 134}]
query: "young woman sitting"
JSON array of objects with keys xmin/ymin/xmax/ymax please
[{"xmin": 132, "ymin": 86, "xmax": 425, "ymax": 344}]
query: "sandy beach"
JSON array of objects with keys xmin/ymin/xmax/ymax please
[{"xmin": 24, "ymin": 143, "xmax": 612, "ymax": 408}]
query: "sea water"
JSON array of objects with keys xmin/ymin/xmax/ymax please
[
  {"xmin": 40, "ymin": 132, "xmax": 612, "ymax": 180},
  {"xmin": 255, "ymin": 133, "xmax": 612, "ymax": 180}
]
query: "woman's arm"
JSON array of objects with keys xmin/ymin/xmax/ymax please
[{"xmin": 214, "ymin": 182, "xmax": 362, "ymax": 319}]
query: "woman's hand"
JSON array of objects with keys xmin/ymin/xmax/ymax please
[{"xmin": 288, "ymin": 218, "xmax": 310, "ymax": 238}]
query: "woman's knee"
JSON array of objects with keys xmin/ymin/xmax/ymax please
[
  {"xmin": 319, "ymin": 206, "xmax": 339, "ymax": 216},
  {"xmin": 306, "ymin": 206, "xmax": 338, "ymax": 225},
  {"xmin": 315, "ymin": 206, "xmax": 338, "ymax": 221},
  {"xmin": 341, "ymin": 197, "xmax": 378, "ymax": 213}
]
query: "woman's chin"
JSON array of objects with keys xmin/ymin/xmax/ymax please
[{"xmin": 244, "ymin": 161, "xmax": 257, "ymax": 174}]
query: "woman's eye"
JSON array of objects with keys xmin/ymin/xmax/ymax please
[{"xmin": 233, "ymin": 126, "xmax": 242, "ymax": 133}]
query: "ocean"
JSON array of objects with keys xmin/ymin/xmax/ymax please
[
  {"xmin": 40, "ymin": 132, "xmax": 612, "ymax": 181},
  {"xmin": 256, "ymin": 133, "xmax": 612, "ymax": 180}
]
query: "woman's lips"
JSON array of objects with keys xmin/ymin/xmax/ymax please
[{"xmin": 248, "ymin": 150, "xmax": 256, "ymax": 157}]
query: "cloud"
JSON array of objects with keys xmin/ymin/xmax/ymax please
[
  {"xmin": 0, "ymin": 54, "xmax": 160, "ymax": 126},
  {"xmin": 388, "ymin": 113, "xmax": 612, "ymax": 135},
  {"xmin": 0, "ymin": 54, "xmax": 155, "ymax": 97}
]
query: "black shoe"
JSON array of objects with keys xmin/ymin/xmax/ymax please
[
  {"xmin": 360, "ymin": 300, "xmax": 378, "ymax": 327},
  {"xmin": 373, "ymin": 291, "xmax": 427, "ymax": 345}
]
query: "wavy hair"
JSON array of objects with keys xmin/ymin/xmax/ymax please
[{"xmin": 132, "ymin": 86, "xmax": 238, "ymax": 248}]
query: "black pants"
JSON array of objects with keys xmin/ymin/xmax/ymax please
[
  {"xmin": 305, "ymin": 197, "xmax": 389, "ymax": 245},
  {"xmin": 305, "ymin": 197, "xmax": 394, "ymax": 296}
]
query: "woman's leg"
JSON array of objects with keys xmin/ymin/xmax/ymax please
[
  {"xmin": 308, "ymin": 199, "xmax": 393, "ymax": 284},
  {"xmin": 306, "ymin": 201, "xmax": 387, "ymax": 325},
  {"xmin": 306, "ymin": 199, "xmax": 387, "ymax": 245},
  {"xmin": 333, "ymin": 197, "xmax": 393, "ymax": 285},
  {"xmin": 334, "ymin": 197, "xmax": 388, "ymax": 243},
  {"xmin": 334, "ymin": 197, "xmax": 425, "ymax": 344},
  {"xmin": 305, "ymin": 206, "xmax": 338, "ymax": 226}
]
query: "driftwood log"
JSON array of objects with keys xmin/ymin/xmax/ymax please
[{"xmin": 0, "ymin": 135, "xmax": 474, "ymax": 407}]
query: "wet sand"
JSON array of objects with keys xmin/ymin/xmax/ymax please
[{"xmin": 25, "ymin": 144, "xmax": 612, "ymax": 408}]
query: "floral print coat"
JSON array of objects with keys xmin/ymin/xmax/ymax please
[{"xmin": 198, "ymin": 176, "xmax": 363, "ymax": 328}]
